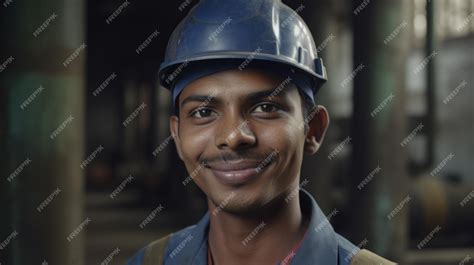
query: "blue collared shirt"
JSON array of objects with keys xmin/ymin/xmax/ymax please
[{"xmin": 127, "ymin": 189, "xmax": 359, "ymax": 265}]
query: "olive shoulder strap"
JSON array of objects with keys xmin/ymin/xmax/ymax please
[
  {"xmin": 142, "ymin": 234, "xmax": 172, "ymax": 265},
  {"xmin": 350, "ymin": 249, "xmax": 398, "ymax": 265}
]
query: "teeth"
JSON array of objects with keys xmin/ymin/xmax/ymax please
[{"xmin": 227, "ymin": 158, "xmax": 245, "ymax": 164}]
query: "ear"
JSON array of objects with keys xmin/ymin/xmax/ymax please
[
  {"xmin": 304, "ymin": 105, "xmax": 330, "ymax": 155},
  {"xmin": 170, "ymin": 115, "xmax": 184, "ymax": 160}
]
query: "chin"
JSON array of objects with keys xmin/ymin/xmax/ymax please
[
  {"xmin": 209, "ymin": 187, "xmax": 283, "ymax": 217},
  {"xmin": 218, "ymin": 200, "xmax": 268, "ymax": 217}
]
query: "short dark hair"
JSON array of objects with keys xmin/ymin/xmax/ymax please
[{"xmin": 296, "ymin": 85, "xmax": 316, "ymax": 133}]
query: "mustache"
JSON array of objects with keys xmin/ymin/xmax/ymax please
[{"xmin": 200, "ymin": 149, "xmax": 278, "ymax": 165}]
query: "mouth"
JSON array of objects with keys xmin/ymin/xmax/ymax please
[{"xmin": 206, "ymin": 160, "xmax": 271, "ymax": 185}]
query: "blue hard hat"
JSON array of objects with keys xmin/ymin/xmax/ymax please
[{"xmin": 158, "ymin": 0, "xmax": 327, "ymax": 105}]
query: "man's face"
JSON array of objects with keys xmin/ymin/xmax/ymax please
[{"xmin": 170, "ymin": 68, "xmax": 327, "ymax": 216}]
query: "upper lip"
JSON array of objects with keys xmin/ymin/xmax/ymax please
[{"xmin": 206, "ymin": 160, "xmax": 262, "ymax": 171}]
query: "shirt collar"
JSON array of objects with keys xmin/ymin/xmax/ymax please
[
  {"xmin": 290, "ymin": 189, "xmax": 339, "ymax": 264},
  {"xmin": 170, "ymin": 189, "xmax": 339, "ymax": 264}
]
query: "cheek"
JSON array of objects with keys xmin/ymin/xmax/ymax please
[
  {"xmin": 257, "ymin": 121, "xmax": 305, "ymax": 170},
  {"xmin": 258, "ymin": 117, "xmax": 305, "ymax": 151},
  {"xmin": 177, "ymin": 126, "xmax": 213, "ymax": 189},
  {"xmin": 283, "ymin": 130, "xmax": 305, "ymax": 172},
  {"xmin": 179, "ymin": 125, "xmax": 211, "ymax": 162},
  {"xmin": 266, "ymin": 121, "xmax": 305, "ymax": 178}
]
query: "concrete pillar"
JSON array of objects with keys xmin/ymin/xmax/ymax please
[
  {"xmin": 0, "ymin": 0, "xmax": 85, "ymax": 264},
  {"xmin": 350, "ymin": 0, "xmax": 410, "ymax": 260}
]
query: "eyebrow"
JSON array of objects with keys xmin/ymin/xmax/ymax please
[{"xmin": 180, "ymin": 87, "xmax": 287, "ymax": 108}]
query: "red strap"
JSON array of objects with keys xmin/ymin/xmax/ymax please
[{"xmin": 280, "ymin": 236, "xmax": 304, "ymax": 265}]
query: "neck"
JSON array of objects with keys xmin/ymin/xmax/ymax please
[{"xmin": 207, "ymin": 190, "xmax": 307, "ymax": 265}]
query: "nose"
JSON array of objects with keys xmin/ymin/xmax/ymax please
[{"xmin": 215, "ymin": 111, "xmax": 256, "ymax": 150}]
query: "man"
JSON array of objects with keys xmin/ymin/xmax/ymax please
[{"xmin": 127, "ymin": 0, "xmax": 396, "ymax": 264}]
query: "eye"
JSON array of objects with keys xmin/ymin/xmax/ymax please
[
  {"xmin": 191, "ymin": 108, "xmax": 217, "ymax": 118},
  {"xmin": 253, "ymin": 103, "xmax": 280, "ymax": 113}
]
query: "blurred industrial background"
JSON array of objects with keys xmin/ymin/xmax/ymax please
[{"xmin": 1, "ymin": 0, "xmax": 473, "ymax": 264}]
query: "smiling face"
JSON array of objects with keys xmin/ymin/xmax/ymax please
[{"xmin": 170, "ymin": 68, "xmax": 329, "ymax": 216}]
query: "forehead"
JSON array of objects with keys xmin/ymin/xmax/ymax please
[{"xmin": 179, "ymin": 68, "xmax": 286, "ymax": 100}]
